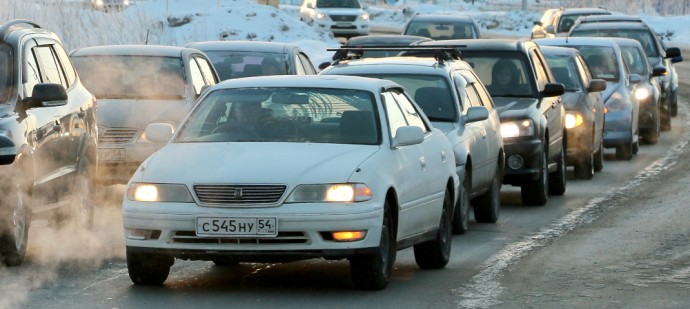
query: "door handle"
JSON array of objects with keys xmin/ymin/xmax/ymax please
[
  {"xmin": 78, "ymin": 111, "xmax": 87, "ymax": 118},
  {"xmin": 419, "ymin": 157, "xmax": 426, "ymax": 170}
]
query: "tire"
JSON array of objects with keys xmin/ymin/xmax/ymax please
[
  {"xmin": 0, "ymin": 171, "xmax": 30, "ymax": 267},
  {"xmin": 661, "ymin": 107, "xmax": 671, "ymax": 131},
  {"xmin": 414, "ymin": 189, "xmax": 452, "ymax": 269},
  {"xmin": 473, "ymin": 165, "xmax": 501, "ymax": 223},
  {"xmin": 72, "ymin": 157, "xmax": 95, "ymax": 231},
  {"xmin": 593, "ymin": 141, "xmax": 604, "ymax": 173},
  {"xmin": 451, "ymin": 173, "xmax": 470, "ymax": 234},
  {"xmin": 548, "ymin": 146, "xmax": 566, "ymax": 196},
  {"xmin": 632, "ymin": 136, "xmax": 639, "ymax": 155},
  {"xmin": 573, "ymin": 148, "xmax": 594, "ymax": 180},
  {"xmin": 615, "ymin": 137, "xmax": 633, "ymax": 161},
  {"xmin": 350, "ymin": 202, "xmax": 395, "ymax": 290},
  {"xmin": 643, "ymin": 111, "xmax": 660, "ymax": 145},
  {"xmin": 212, "ymin": 259, "xmax": 240, "ymax": 266},
  {"xmin": 521, "ymin": 150, "xmax": 548, "ymax": 206},
  {"xmin": 127, "ymin": 250, "xmax": 174, "ymax": 285}
]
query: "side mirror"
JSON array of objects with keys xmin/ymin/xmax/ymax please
[
  {"xmin": 0, "ymin": 134, "xmax": 17, "ymax": 165},
  {"xmin": 27, "ymin": 83, "xmax": 68, "ymax": 108},
  {"xmin": 587, "ymin": 79, "xmax": 607, "ymax": 92},
  {"xmin": 392, "ymin": 126, "xmax": 424, "ymax": 148},
  {"xmin": 533, "ymin": 21, "xmax": 543, "ymax": 26},
  {"xmin": 629, "ymin": 73, "xmax": 642, "ymax": 85},
  {"xmin": 463, "ymin": 106, "xmax": 489, "ymax": 124},
  {"xmin": 541, "ymin": 83, "xmax": 565, "ymax": 97},
  {"xmin": 145, "ymin": 123, "xmax": 175, "ymax": 143},
  {"xmin": 665, "ymin": 47, "xmax": 681, "ymax": 58},
  {"xmin": 651, "ymin": 65, "xmax": 667, "ymax": 77},
  {"xmin": 306, "ymin": 3, "xmax": 313, "ymax": 9},
  {"xmin": 545, "ymin": 25, "xmax": 555, "ymax": 34},
  {"xmin": 671, "ymin": 55, "xmax": 683, "ymax": 63},
  {"xmin": 318, "ymin": 61, "xmax": 331, "ymax": 71}
]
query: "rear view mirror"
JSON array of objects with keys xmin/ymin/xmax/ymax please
[
  {"xmin": 541, "ymin": 83, "xmax": 565, "ymax": 97},
  {"xmin": 435, "ymin": 24, "xmax": 450, "ymax": 31},
  {"xmin": 271, "ymin": 93, "xmax": 309, "ymax": 104},
  {"xmin": 306, "ymin": 3, "xmax": 313, "ymax": 9},
  {"xmin": 463, "ymin": 106, "xmax": 489, "ymax": 124},
  {"xmin": 587, "ymin": 79, "xmax": 606, "ymax": 92},
  {"xmin": 0, "ymin": 135, "xmax": 17, "ymax": 165},
  {"xmin": 392, "ymin": 126, "xmax": 424, "ymax": 148},
  {"xmin": 318, "ymin": 61, "xmax": 331, "ymax": 71},
  {"xmin": 651, "ymin": 66, "xmax": 667, "ymax": 77},
  {"xmin": 533, "ymin": 21, "xmax": 543, "ymax": 26},
  {"xmin": 665, "ymin": 47, "xmax": 681, "ymax": 58},
  {"xmin": 629, "ymin": 74, "xmax": 642, "ymax": 85},
  {"xmin": 671, "ymin": 55, "xmax": 683, "ymax": 63},
  {"xmin": 28, "ymin": 83, "xmax": 68, "ymax": 108},
  {"xmin": 145, "ymin": 123, "xmax": 175, "ymax": 143},
  {"xmin": 545, "ymin": 25, "xmax": 555, "ymax": 34}
]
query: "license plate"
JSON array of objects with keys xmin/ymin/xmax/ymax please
[
  {"xmin": 196, "ymin": 217, "xmax": 277, "ymax": 237},
  {"xmin": 335, "ymin": 22, "xmax": 352, "ymax": 27},
  {"xmin": 98, "ymin": 148, "xmax": 125, "ymax": 162}
]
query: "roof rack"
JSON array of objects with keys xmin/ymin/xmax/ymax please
[
  {"xmin": 327, "ymin": 46, "xmax": 462, "ymax": 65},
  {"xmin": 0, "ymin": 19, "xmax": 42, "ymax": 41},
  {"xmin": 576, "ymin": 15, "xmax": 643, "ymax": 24}
]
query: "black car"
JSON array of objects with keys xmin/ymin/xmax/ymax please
[
  {"xmin": 343, "ymin": 34, "xmax": 431, "ymax": 58},
  {"xmin": 569, "ymin": 18, "xmax": 683, "ymax": 128},
  {"xmin": 185, "ymin": 41, "xmax": 317, "ymax": 80},
  {"xmin": 0, "ymin": 20, "xmax": 98, "ymax": 266},
  {"xmin": 415, "ymin": 39, "xmax": 566, "ymax": 206},
  {"xmin": 402, "ymin": 14, "xmax": 481, "ymax": 40},
  {"xmin": 540, "ymin": 46, "xmax": 606, "ymax": 180}
]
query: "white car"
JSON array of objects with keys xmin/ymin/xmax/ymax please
[
  {"xmin": 299, "ymin": 0, "xmax": 370, "ymax": 39},
  {"xmin": 123, "ymin": 75, "xmax": 459, "ymax": 290}
]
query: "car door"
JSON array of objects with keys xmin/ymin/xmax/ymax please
[
  {"xmin": 467, "ymin": 70, "xmax": 502, "ymax": 188},
  {"xmin": 530, "ymin": 47, "xmax": 563, "ymax": 163},
  {"xmin": 575, "ymin": 54, "xmax": 604, "ymax": 145},
  {"xmin": 456, "ymin": 72, "xmax": 490, "ymax": 187}
]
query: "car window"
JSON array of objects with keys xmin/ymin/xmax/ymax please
[
  {"xmin": 177, "ymin": 87, "xmax": 379, "ymax": 145},
  {"xmin": 316, "ymin": 0, "xmax": 361, "ymax": 9},
  {"xmin": 24, "ymin": 44, "xmax": 40, "ymax": 97},
  {"xmin": 294, "ymin": 53, "xmax": 307, "ymax": 75},
  {"xmin": 382, "ymin": 91, "xmax": 408, "ymax": 139},
  {"xmin": 575, "ymin": 55, "xmax": 592, "ymax": 86},
  {"xmin": 189, "ymin": 57, "xmax": 206, "ymax": 95},
  {"xmin": 53, "ymin": 44, "xmax": 76, "ymax": 87},
  {"xmin": 404, "ymin": 20, "xmax": 477, "ymax": 40},
  {"xmin": 544, "ymin": 54, "xmax": 581, "ymax": 91},
  {"xmin": 570, "ymin": 28, "xmax": 660, "ymax": 57},
  {"xmin": 0, "ymin": 43, "xmax": 13, "ymax": 103},
  {"xmin": 530, "ymin": 49, "xmax": 550, "ymax": 89},
  {"xmin": 472, "ymin": 75, "xmax": 495, "ymax": 109},
  {"xmin": 34, "ymin": 46, "xmax": 65, "ymax": 87},
  {"xmin": 462, "ymin": 51, "xmax": 537, "ymax": 98},
  {"xmin": 465, "ymin": 84, "xmax": 482, "ymax": 108},
  {"xmin": 620, "ymin": 46, "xmax": 648, "ymax": 75},
  {"xmin": 576, "ymin": 46, "xmax": 620, "ymax": 81},
  {"xmin": 297, "ymin": 53, "xmax": 316, "ymax": 75},
  {"xmin": 194, "ymin": 56, "xmax": 218, "ymax": 85},
  {"xmin": 391, "ymin": 89, "xmax": 429, "ymax": 132},
  {"xmin": 204, "ymin": 51, "xmax": 289, "ymax": 80}
]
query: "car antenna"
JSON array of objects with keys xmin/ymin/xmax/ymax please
[{"xmin": 145, "ymin": 29, "xmax": 150, "ymax": 45}]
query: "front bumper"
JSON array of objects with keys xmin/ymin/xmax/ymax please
[
  {"xmin": 123, "ymin": 201, "xmax": 383, "ymax": 262},
  {"xmin": 565, "ymin": 126, "xmax": 592, "ymax": 166},
  {"xmin": 603, "ymin": 109, "xmax": 633, "ymax": 148},
  {"xmin": 502, "ymin": 138, "xmax": 543, "ymax": 185},
  {"xmin": 315, "ymin": 19, "xmax": 369, "ymax": 36}
]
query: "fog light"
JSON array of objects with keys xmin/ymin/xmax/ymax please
[
  {"xmin": 507, "ymin": 155, "xmax": 524, "ymax": 170},
  {"xmin": 126, "ymin": 229, "xmax": 160, "ymax": 240},
  {"xmin": 332, "ymin": 231, "xmax": 366, "ymax": 242}
]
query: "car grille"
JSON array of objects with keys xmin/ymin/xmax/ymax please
[
  {"xmin": 99, "ymin": 128, "xmax": 139, "ymax": 144},
  {"xmin": 194, "ymin": 184, "xmax": 287, "ymax": 205},
  {"xmin": 329, "ymin": 14, "xmax": 357, "ymax": 22},
  {"xmin": 172, "ymin": 231, "xmax": 308, "ymax": 244}
]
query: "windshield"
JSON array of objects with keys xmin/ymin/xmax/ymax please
[
  {"xmin": 176, "ymin": 87, "xmax": 380, "ymax": 145},
  {"xmin": 0, "ymin": 44, "xmax": 13, "ymax": 103},
  {"xmin": 570, "ymin": 28, "xmax": 660, "ymax": 57},
  {"xmin": 557, "ymin": 13, "xmax": 608, "ymax": 33},
  {"xmin": 620, "ymin": 46, "xmax": 648, "ymax": 75},
  {"xmin": 404, "ymin": 21, "xmax": 477, "ymax": 39},
  {"xmin": 544, "ymin": 54, "xmax": 581, "ymax": 92},
  {"xmin": 569, "ymin": 46, "xmax": 620, "ymax": 82},
  {"xmin": 461, "ymin": 52, "xmax": 537, "ymax": 99},
  {"xmin": 317, "ymin": 0, "xmax": 361, "ymax": 8},
  {"xmin": 71, "ymin": 55, "xmax": 185, "ymax": 100},
  {"xmin": 204, "ymin": 51, "xmax": 288, "ymax": 80},
  {"xmin": 350, "ymin": 74, "xmax": 456, "ymax": 122}
]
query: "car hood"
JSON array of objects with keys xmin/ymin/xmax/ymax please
[
  {"xmin": 430, "ymin": 121, "xmax": 456, "ymax": 135},
  {"xmin": 139, "ymin": 142, "xmax": 380, "ymax": 184},
  {"xmin": 96, "ymin": 98, "xmax": 190, "ymax": 129},
  {"xmin": 318, "ymin": 8, "xmax": 364, "ymax": 15},
  {"xmin": 602, "ymin": 82, "xmax": 621, "ymax": 102},
  {"xmin": 561, "ymin": 92, "xmax": 582, "ymax": 110},
  {"xmin": 492, "ymin": 97, "xmax": 539, "ymax": 119}
]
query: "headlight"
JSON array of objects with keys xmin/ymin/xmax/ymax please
[
  {"xmin": 126, "ymin": 183, "xmax": 194, "ymax": 202},
  {"xmin": 605, "ymin": 92, "xmax": 626, "ymax": 112},
  {"xmin": 360, "ymin": 13, "xmax": 370, "ymax": 20},
  {"xmin": 286, "ymin": 183, "xmax": 372, "ymax": 203},
  {"xmin": 634, "ymin": 87, "xmax": 650, "ymax": 101},
  {"xmin": 501, "ymin": 119, "xmax": 535, "ymax": 138},
  {"xmin": 315, "ymin": 12, "xmax": 327, "ymax": 19},
  {"xmin": 123, "ymin": 0, "xmax": 129, "ymax": 5},
  {"xmin": 565, "ymin": 112, "xmax": 584, "ymax": 129}
]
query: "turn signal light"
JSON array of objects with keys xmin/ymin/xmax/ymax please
[{"xmin": 332, "ymin": 231, "xmax": 366, "ymax": 242}]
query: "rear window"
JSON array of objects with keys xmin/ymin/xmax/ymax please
[
  {"xmin": 570, "ymin": 28, "xmax": 659, "ymax": 57},
  {"xmin": 203, "ymin": 51, "xmax": 288, "ymax": 80},
  {"xmin": 544, "ymin": 54, "xmax": 581, "ymax": 91},
  {"xmin": 404, "ymin": 20, "xmax": 478, "ymax": 40}
]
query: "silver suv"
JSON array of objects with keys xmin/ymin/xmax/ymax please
[
  {"xmin": 321, "ymin": 47, "xmax": 505, "ymax": 233},
  {"xmin": 299, "ymin": 0, "xmax": 370, "ymax": 39},
  {"xmin": 70, "ymin": 45, "xmax": 219, "ymax": 185}
]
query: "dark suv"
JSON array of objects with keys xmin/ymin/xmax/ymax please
[
  {"xmin": 417, "ymin": 39, "xmax": 566, "ymax": 206},
  {"xmin": 0, "ymin": 20, "xmax": 98, "ymax": 266}
]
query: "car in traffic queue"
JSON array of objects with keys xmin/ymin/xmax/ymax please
[
  {"xmin": 0, "ymin": 20, "xmax": 98, "ymax": 266},
  {"xmin": 299, "ymin": 0, "xmax": 370, "ymax": 39},
  {"xmin": 539, "ymin": 46, "xmax": 606, "ymax": 180},
  {"xmin": 402, "ymin": 14, "xmax": 481, "ymax": 40},
  {"xmin": 415, "ymin": 39, "xmax": 566, "ymax": 206},
  {"xmin": 535, "ymin": 37, "xmax": 642, "ymax": 161},
  {"xmin": 320, "ymin": 46, "xmax": 504, "ymax": 234},
  {"xmin": 122, "ymin": 75, "xmax": 459, "ymax": 290},
  {"xmin": 185, "ymin": 41, "xmax": 317, "ymax": 80},
  {"xmin": 342, "ymin": 34, "xmax": 432, "ymax": 58},
  {"xmin": 70, "ymin": 45, "xmax": 219, "ymax": 185},
  {"xmin": 531, "ymin": 7, "xmax": 610, "ymax": 39},
  {"xmin": 568, "ymin": 17, "xmax": 683, "ymax": 127}
]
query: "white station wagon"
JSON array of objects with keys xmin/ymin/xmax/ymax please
[{"xmin": 123, "ymin": 75, "xmax": 459, "ymax": 290}]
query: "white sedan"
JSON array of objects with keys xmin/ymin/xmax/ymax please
[{"xmin": 123, "ymin": 75, "xmax": 459, "ymax": 290}]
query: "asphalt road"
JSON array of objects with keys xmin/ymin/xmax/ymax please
[{"xmin": 1, "ymin": 50, "xmax": 688, "ymax": 309}]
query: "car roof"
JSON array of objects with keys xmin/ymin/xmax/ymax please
[
  {"xmin": 575, "ymin": 14, "xmax": 643, "ymax": 24},
  {"xmin": 185, "ymin": 41, "xmax": 292, "ymax": 53},
  {"xmin": 346, "ymin": 34, "xmax": 431, "ymax": 46},
  {"xmin": 571, "ymin": 21, "xmax": 651, "ymax": 31},
  {"xmin": 539, "ymin": 45, "xmax": 580, "ymax": 57},
  {"xmin": 70, "ymin": 44, "xmax": 193, "ymax": 57},
  {"xmin": 409, "ymin": 14, "xmax": 475, "ymax": 23},
  {"xmin": 534, "ymin": 37, "xmax": 619, "ymax": 48},
  {"xmin": 214, "ymin": 75, "xmax": 402, "ymax": 93},
  {"xmin": 324, "ymin": 56, "xmax": 472, "ymax": 74},
  {"xmin": 419, "ymin": 38, "xmax": 532, "ymax": 52},
  {"xmin": 0, "ymin": 19, "xmax": 59, "ymax": 43},
  {"xmin": 607, "ymin": 37, "xmax": 644, "ymax": 48},
  {"xmin": 560, "ymin": 7, "xmax": 610, "ymax": 15}
]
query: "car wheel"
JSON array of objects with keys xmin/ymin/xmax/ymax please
[
  {"xmin": 127, "ymin": 250, "xmax": 174, "ymax": 285},
  {"xmin": 548, "ymin": 145, "xmax": 566, "ymax": 195},
  {"xmin": 593, "ymin": 141, "xmax": 604, "ymax": 173},
  {"xmin": 615, "ymin": 136, "xmax": 634, "ymax": 160},
  {"xmin": 72, "ymin": 157, "xmax": 94, "ymax": 230},
  {"xmin": 451, "ymin": 172, "xmax": 470, "ymax": 234},
  {"xmin": 632, "ymin": 134, "xmax": 640, "ymax": 155},
  {"xmin": 643, "ymin": 112, "xmax": 660, "ymax": 144},
  {"xmin": 350, "ymin": 201, "xmax": 395, "ymax": 290},
  {"xmin": 414, "ymin": 189, "xmax": 452, "ymax": 269},
  {"xmin": 473, "ymin": 165, "xmax": 501, "ymax": 223},
  {"xmin": 661, "ymin": 107, "xmax": 671, "ymax": 131},
  {"xmin": 521, "ymin": 150, "xmax": 548, "ymax": 206},
  {"xmin": 0, "ymin": 170, "xmax": 30, "ymax": 267},
  {"xmin": 574, "ymin": 148, "xmax": 594, "ymax": 180}
]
